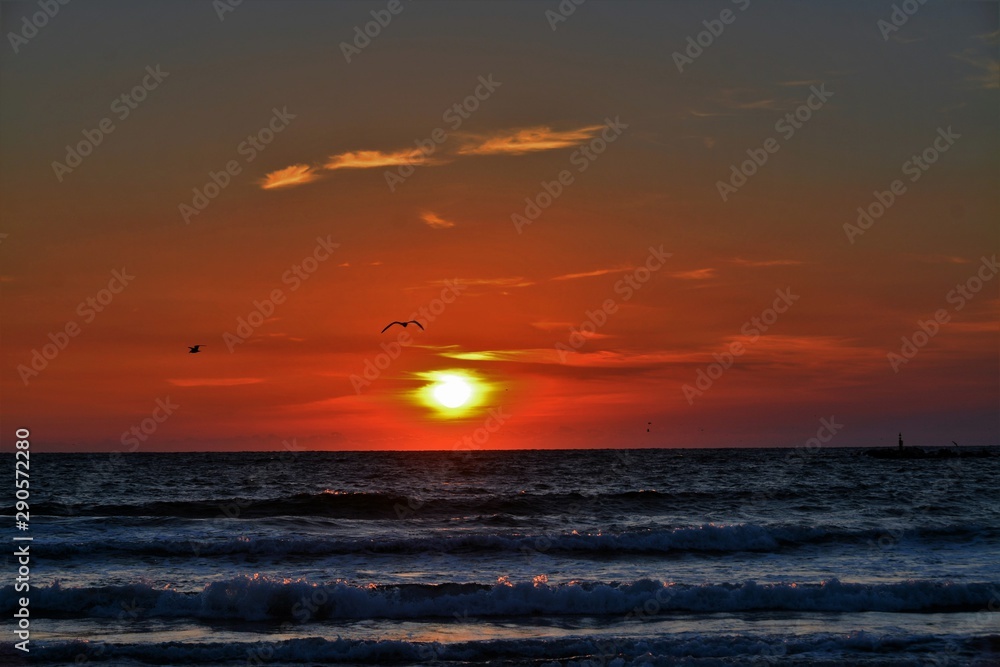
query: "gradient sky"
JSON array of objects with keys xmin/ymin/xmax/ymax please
[{"xmin": 1, "ymin": 1, "xmax": 997, "ymax": 452}]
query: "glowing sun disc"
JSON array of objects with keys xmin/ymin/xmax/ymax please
[{"xmin": 431, "ymin": 375, "xmax": 473, "ymax": 408}]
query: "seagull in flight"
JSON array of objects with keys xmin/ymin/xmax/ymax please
[
  {"xmin": 188, "ymin": 345, "xmax": 205, "ymax": 353},
  {"xmin": 380, "ymin": 320, "xmax": 424, "ymax": 334}
]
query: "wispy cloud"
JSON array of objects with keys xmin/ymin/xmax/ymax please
[
  {"xmin": 420, "ymin": 211, "xmax": 455, "ymax": 229},
  {"xmin": 729, "ymin": 258, "xmax": 803, "ymax": 268},
  {"xmin": 688, "ymin": 109, "xmax": 731, "ymax": 118},
  {"xmin": 260, "ymin": 164, "xmax": 321, "ymax": 190},
  {"xmin": 458, "ymin": 277, "xmax": 535, "ymax": 287},
  {"xmin": 777, "ymin": 79, "xmax": 823, "ymax": 87},
  {"xmin": 440, "ymin": 350, "xmax": 536, "ymax": 362},
  {"xmin": 906, "ymin": 253, "xmax": 970, "ymax": 265},
  {"xmin": 671, "ymin": 268, "xmax": 716, "ymax": 280},
  {"xmin": 324, "ymin": 149, "xmax": 436, "ymax": 171},
  {"xmin": 456, "ymin": 124, "xmax": 603, "ymax": 156},
  {"xmin": 261, "ymin": 123, "xmax": 604, "ymax": 189},
  {"xmin": 948, "ymin": 320, "xmax": 998, "ymax": 334},
  {"xmin": 716, "ymin": 88, "xmax": 787, "ymax": 111},
  {"xmin": 445, "ymin": 348, "xmax": 701, "ymax": 368},
  {"xmin": 550, "ymin": 266, "xmax": 629, "ymax": 281},
  {"xmin": 953, "ymin": 50, "xmax": 999, "ymax": 90},
  {"xmin": 733, "ymin": 99, "xmax": 782, "ymax": 110},
  {"xmin": 167, "ymin": 378, "xmax": 264, "ymax": 387},
  {"xmin": 409, "ymin": 277, "xmax": 535, "ymax": 292}
]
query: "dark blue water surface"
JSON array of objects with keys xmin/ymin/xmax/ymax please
[{"xmin": 3, "ymin": 448, "xmax": 998, "ymax": 665}]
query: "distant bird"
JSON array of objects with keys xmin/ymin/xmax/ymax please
[
  {"xmin": 952, "ymin": 441, "xmax": 959, "ymax": 447},
  {"xmin": 380, "ymin": 320, "xmax": 424, "ymax": 333},
  {"xmin": 188, "ymin": 345, "xmax": 205, "ymax": 353}
]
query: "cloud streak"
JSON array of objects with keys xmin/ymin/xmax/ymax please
[
  {"xmin": 324, "ymin": 149, "xmax": 436, "ymax": 170},
  {"xmin": 260, "ymin": 123, "xmax": 608, "ymax": 191},
  {"xmin": 670, "ymin": 268, "xmax": 716, "ymax": 280},
  {"xmin": 456, "ymin": 124, "xmax": 604, "ymax": 156},
  {"xmin": 550, "ymin": 266, "xmax": 629, "ymax": 281},
  {"xmin": 729, "ymin": 258, "xmax": 803, "ymax": 268},
  {"xmin": 421, "ymin": 211, "xmax": 456, "ymax": 229},
  {"xmin": 260, "ymin": 164, "xmax": 321, "ymax": 190}
]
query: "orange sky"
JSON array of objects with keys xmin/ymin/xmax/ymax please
[{"xmin": 1, "ymin": 2, "xmax": 997, "ymax": 451}]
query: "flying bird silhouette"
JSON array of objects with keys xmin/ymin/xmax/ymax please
[
  {"xmin": 380, "ymin": 320, "xmax": 424, "ymax": 333},
  {"xmin": 188, "ymin": 345, "xmax": 205, "ymax": 353}
]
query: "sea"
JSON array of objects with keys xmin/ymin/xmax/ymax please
[{"xmin": 2, "ymin": 447, "xmax": 998, "ymax": 666}]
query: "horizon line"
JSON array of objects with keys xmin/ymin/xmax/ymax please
[{"xmin": 7, "ymin": 444, "xmax": 997, "ymax": 455}]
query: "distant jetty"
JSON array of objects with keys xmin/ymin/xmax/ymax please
[{"xmin": 863, "ymin": 447, "xmax": 994, "ymax": 460}]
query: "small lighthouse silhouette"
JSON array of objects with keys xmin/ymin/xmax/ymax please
[{"xmin": 898, "ymin": 432, "xmax": 904, "ymax": 450}]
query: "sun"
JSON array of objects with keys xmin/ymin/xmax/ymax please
[
  {"xmin": 432, "ymin": 375, "xmax": 473, "ymax": 408},
  {"xmin": 412, "ymin": 369, "xmax": 492, "ymax": 418}
]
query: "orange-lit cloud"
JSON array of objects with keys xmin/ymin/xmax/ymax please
[
  {"xmin": 671, "ymin": 268, "xmax": 716, "ymax": 280},
  {"xmin": 450, "ymin": 277, "xmax": 535, "ymax": 288},
  {"xmin": 421, "ymin": 211, "xmax": 456, "ymax": 229},
  {"xmin": 324, "ymin": 149, "xmax": 435, "ymax": 170},
  {"xmin": 550, "ymin": 266, "xmax": 628, "ymax": 281},
  {"xmin": 729, "ymin": 258, "xmax": 803, "ymax": 267},
  {"xmin": 442, "ymin": 348, "xmax": 702, "ymax": 367},
  {"xmin": 456, "ymin": 124, "xmax": 603, "ymax": 155},
  {"xmin": 259, "ymin": 164, "xmax": 320, "ymax": 190}
]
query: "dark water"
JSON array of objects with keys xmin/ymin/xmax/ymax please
[{"xmin": 3, "ymin": 448, "xmax": 998, "ymax": 665}]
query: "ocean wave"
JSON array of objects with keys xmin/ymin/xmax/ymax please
[
  {"xmin": 37, "ymin": 523, "xmax": 997, "ymax": 560},
  {"xmin": 28, "ymin": 488, "xmax": 801, "ymax": 520},
  {"xmin": 16, "ymin": 633, "xmax": 999, "ymax": 666},
  {"xmin": 5, "ymin": 576, "xmax": 997, "ymax": 621}
]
